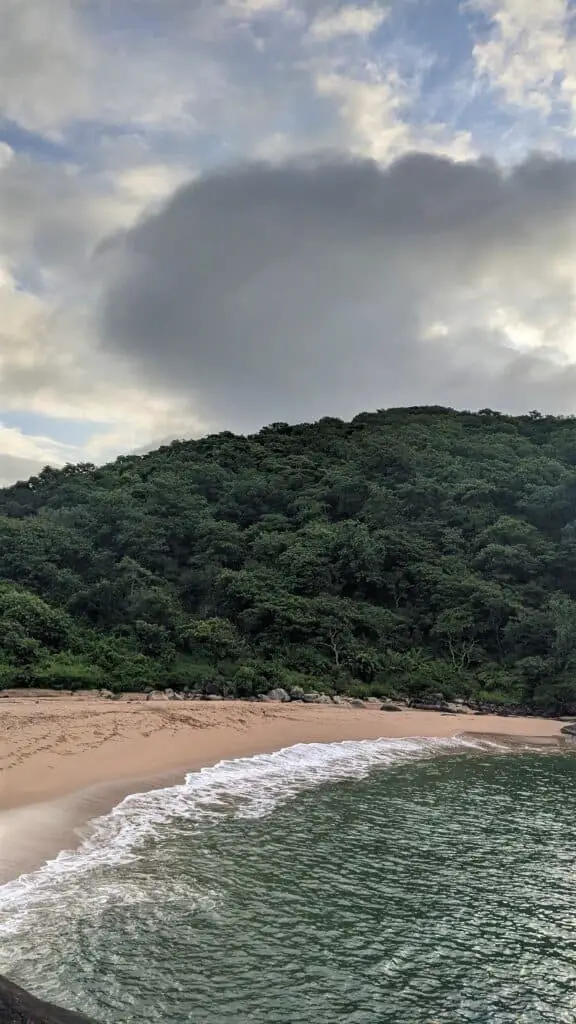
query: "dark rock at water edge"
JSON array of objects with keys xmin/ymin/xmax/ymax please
[
  {"xmin": 561, "ymin": 722, "xmax": 576, "ymax": 736},
  {"xmin": 0, "ymin": 974, "xmax": 97, "ymax": 1024}
]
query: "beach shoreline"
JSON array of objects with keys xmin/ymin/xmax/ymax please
[{"xmin": 0, "ymin": 698, "xmax": 569, "ymax": 883}]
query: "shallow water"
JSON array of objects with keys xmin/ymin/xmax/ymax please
[{"xmin": 0, "ymin": 736, "xmax": 575, "ymax": 1023}]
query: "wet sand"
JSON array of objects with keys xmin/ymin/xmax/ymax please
[{"xmin": 0, "ymin": 696, "xmax": 567, "ymax": 882}]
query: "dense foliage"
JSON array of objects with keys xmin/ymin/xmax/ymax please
[{"xmin": 2, "ymin": 406, "xmax": 576, "ymax": 709}]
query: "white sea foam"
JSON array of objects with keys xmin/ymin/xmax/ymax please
[{"xmin": 0, "ymin": 734, "xmax": 489, "ymax": 955}]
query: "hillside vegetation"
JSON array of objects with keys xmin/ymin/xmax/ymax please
[{"xmin": 2, "ymin": 406, "xmax": 576, "ymax": 709}]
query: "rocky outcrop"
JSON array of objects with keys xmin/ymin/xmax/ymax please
[
  {"xmin": 0, "ymin": 974, "xmax": 97, "ymax": 1024},
  {"xmin": 380, "ymin": 701, "xmax": 405, "ymax": 712},
  {"xmin": 561, "ymin": 723, "xmax": 576, "ymax": 737}
]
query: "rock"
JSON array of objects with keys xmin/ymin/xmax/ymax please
[
  {"xmin": 366, "ymin": 697, "xmax": 381, "ymax": 705},
  {"xmin": 204, "ymin": 680, "xmax": 221, "ymax": 696},
  {"xmin": 146, "ymin": 690, "xmax": 170, "ymax": 701},
  {"xmin": 380, "ymin": 701, "xmax": 404, "ymax": 712},
  {"xmin": 165, "ymin": 688, "xmax": 176, "ymax": 700},
  {"xmin": 445, "ymin": 701, "xmax": 473, "ymax": 714},
  {"xmin": 289, "ymin": 686, "xmax": 306, "ymax": 701},
  {"xmin": 258, "ymin": 694, "xmax": 274, "ymax": 702},
  {"xmin": 410, "ymin": 699, "xmax": 451, "ymax": 712},
  {"xmin": 205, "ymin": 693, "xmax": 223, "ymax": 701},
  {"xmin": 98, "ymin": 689, "xmax": 115, "ymax": 700},
  {"xmin": 561, "ymin": 723, "xmax": 576, "ymax": 736},
  {"xmin": 350, "ymin": 698, "xmax": 366, "ymax": 708},
  {"xmin": 266, "ymin": 687, "xmax": 290, "ymax": 702},
  {"xmin": 316, "ymin": 693, "xmax": 332, "ymax": 704},
  {"xmin": 331, "ymin": 695, "xmax": 346, "ymax": 705},
  {"xmin": 302, "ymin": 691, "xmax": 321, "ymax": 703},
  {"xmin": 0, "ymin": 973, "xmax": 97, "ymax": 1024}
]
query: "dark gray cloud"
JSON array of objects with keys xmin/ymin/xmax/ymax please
[{"xmin": 97, "ymin": 151, "xmax": 576, "ymax": 429}]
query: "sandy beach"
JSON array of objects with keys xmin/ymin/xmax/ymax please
[{"xmin": 0, "ymin": 695, "xmax": 567, "ymax": 882}]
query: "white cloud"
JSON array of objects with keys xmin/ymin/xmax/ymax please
[
  {"xmin": 0, "ymin": 150, "xmax": 205, "ymax": 472},
  {"xmin": 0, "ymin": 420, "xmax": 82, "ymax": 487},
  {"xmin": 114, "ymin": 164, "xmax": 195, "ymax": 208},
  {"xmin": 0, "ymin": 0, "xmax": 96, "ymax": 135},
  {"xmin": 308, "ymin": 4, "xmax": 388, "ymax": 42},
  {"xmin": 226, "ymin": 0, "xmax": 290, "ymax": 12},
  {"xmin": 471, "ymin": 0, "xmax": 576, "ymax": 123},
  {"xmin": 315, "ymin": 70, "xmax": 475, "ymax": 162}
]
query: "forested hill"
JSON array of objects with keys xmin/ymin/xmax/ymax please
[{"xmin": 2, "ymin": 406, "xmax": 576, "ymax": 709}]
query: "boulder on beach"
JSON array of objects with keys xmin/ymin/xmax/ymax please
[
  {"xmin": 0, "ymin": 973, "xmax": 97, "ymax": 1024},
  {"xmin": 445, "ymin": 701, "xmax": 473, "ymax": 714},
  {"xmin": 350, "ymin": 698, "xmax": 366, "ymax": 708},
  {"xmin": 266, "ymin": 688, "xmax": 290, "ymax": 702},
  {"xmin": 146, "ymin": 690, "xmax": 170, "ymax": 701},
  {"xmin": 289, "ymin": 686, "xmax": 306, "ymax": 701},
  {"xmin": 380, "ymin": 701, "xmax": 404, "ymax": 712},
  {"xmin": 315, "ymin": 694, "xmax": 332, "ymax": 704},
  {"xmin": 302, "ymin": 691, "xmax": 321, "ymax": 703},
  {"xmin": 561, "ymin": 722, "xmax": 576, "ymax": 737},
  {"xmin": 410, "ymin": 700, "xmax": 448, "ymax": 713}
]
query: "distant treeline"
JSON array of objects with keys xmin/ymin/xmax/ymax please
[{"xmin": 2, "ymin": 406, "xmax": 576, "ymax": 710}]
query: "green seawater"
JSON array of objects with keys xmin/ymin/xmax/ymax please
[{"xmin": 1, "ymin": 738, "xmax": 575, "ymax": 1023}]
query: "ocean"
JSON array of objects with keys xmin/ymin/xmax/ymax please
[{"xmin": 0, "ymin": 736, "xmax": 574, "ymax": 1024}]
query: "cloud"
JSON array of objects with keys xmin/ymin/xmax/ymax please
[
  {"xmin": 314, "ymin": 71, "xmax": 475, "ymax": 162},
  {"xmin": 307, "ymin": 4, "xmax": 388, "ymax": 41},
  {"xmin": 4, "ymin": 0, "xmax": 576, "ymax": 488},
  {"xmin": 0, "ymin": 0, "xmax": 224, "ymax": 137},
  {"xmin": 0, "ymin": 149, "xmax": 206, "ymax": 475},
  {"xmin": 96, "ymin": 150, "xmax": 576, "ymax": 431},
  {"xmin": 470, "ymin": 0, "xmax": 576, "ymax": 128},
  {"xmin": 0, "ymin": 422, "xmax": 82, "ymax": 487},
  {"xmin": 0, "ymin": 0, "xmax": 96, "ymax": 135}
]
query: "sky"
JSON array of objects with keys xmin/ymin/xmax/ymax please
[{"xmin": 3, "ymin": 0, "xmax": 576, "ymax": 484}]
